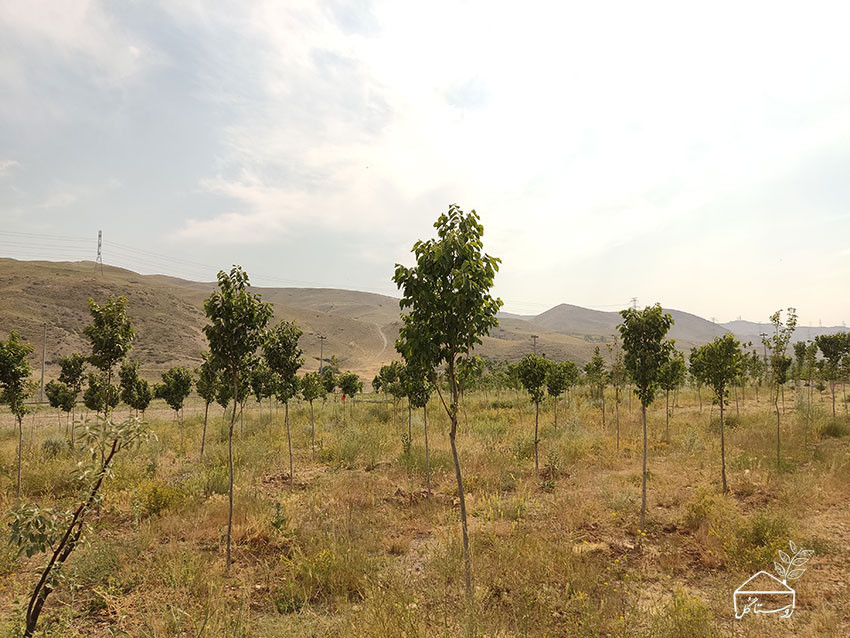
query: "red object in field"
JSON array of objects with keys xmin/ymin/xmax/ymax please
[{"xmin": 341, "ymin": 394, "xmax": 346, "ymax": 402}]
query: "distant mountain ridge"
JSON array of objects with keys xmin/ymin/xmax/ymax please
[{"xmin": 0, "ymin": 259, "xmax": 845, "ymax": 382}]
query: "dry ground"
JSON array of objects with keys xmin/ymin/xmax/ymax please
[{"xmin": 0, "ymin": 385, "xmax": 849, "ymax": 637}]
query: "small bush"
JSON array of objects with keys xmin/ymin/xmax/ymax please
[
  {"xmin": 818, "ymin": 419, "xmax": 849, "ymax": 439},
  {"xmin": 135, "ymin": 479, "xmax": 183, "ymax": 517},
  {"xmin": 713, "ymin": 511, "xmax": 791, "ymax": 572},
  {"xmin": 648, "ymin": 590, "xmax": 720, "ymax": 638},
  {"xmin": 41, "ymin": 439, "xmax": 65, "ymax": 459}
]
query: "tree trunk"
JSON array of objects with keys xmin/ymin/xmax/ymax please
[
  {"xmin": 665, "ymin": 390, "xmax": 670, "ymax": 441},
  {"xmin": 445, "ymin": 361, "xmax": 471, "ymax": 603},
  {"xmin": 831, "ymin": 382, "xmax": 836, "ymax": 418},
  {"xmin": 553, "ymin": 396, "xmax": 557, "ymax": 431},
  {"xmin": 286, "ymin": 401, "xmax": 293, "ymax": 486},
  {"xmin": 310, "ymin": 400, "xmax": 315, "ymax": 458},
  {"xmin": 200, "ymin": 402, "xmax": 209, "ymax": 460},
  {"xmin": 408, "ymin": 402, "xmax": 412, "ymax": 445},
  {"xmin": 615, "ymin": 386, "xmax": 620, "ymax": 451},
  {"xmin": 227, "ymin": 372, "xmax": 237, "ymax": 571},
  {"xmin": 424, "ymin": 405, "xmax": 431, "ymax": 494},
  {"xmin": 720, "ymin": 394, "xmax": 728, "ymax": 494},
  {"xmin": 17, "ymin": 415, "xmax": 23, "ymax": 498},
  {"xmin": 601, "ymin": 388, "xmax": 606, "ymax": 430},
  {"xmin": 534, "ymin": 401, "xmax": 539, "ymax": 473},
  {"xmin": 775, "ymin": 389, "xmax": 781, "ymax": 474},
  {"xmin": 733, "ymin": 385, "xmax": 739, "ymax": 417},
  {"xmin": 698, "ymin": 384, "xmax": 702, "ymax": 413},
  {"xmin": 640, "ymin": 403, "xmax": 647, "ymax": 536}
]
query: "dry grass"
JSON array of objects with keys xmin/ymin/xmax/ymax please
[{"xmin": 0, "ymin": 385, "xmax": 849, "ymax": 636}]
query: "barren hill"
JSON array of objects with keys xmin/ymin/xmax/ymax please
[{"xmin": 1, "ymin": 259, "xmax": 794, "ymax": 385}]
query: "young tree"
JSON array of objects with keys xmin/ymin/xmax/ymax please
[
  {"xmin": 379, "ymin": 361, "xmax": 405, "ymax": 427},
  {"xmin": 457, "ymin": 354, "xmax": 484, "ymax": 429},
  {"xmin": 83, "ymin": 296, "xmax": 135, "ymax": 418},
  {"xmin": 545, "ymin": 360, "xmax": 570, "ymax": 431},
  {"xmin": 127, "ymin": 378, "xmax": 153, "ymax": 419},
  {"xmin": 517, "ymin": 353, "xmax": 549, "ymax": 473},
  {"xmin": 618, "ymin": 304, "xmax": 674, "ymax": 534},
  {"xmin": 45, "ymin": 380, "xmax": 76, "ymax": 435},
  {"xmin": 658, "ymin": 351, "xmax": 686, "ymax": 441},
  {"xmin": 118, "ymin": 360, "xmax": 141, "ymax": 409},
  {"xmin": 196, "ymin": 353, "xmax": 221, "ymax": 460},
  {"xmin": 691, "ymin": 334, "xmax": 742, "ymax": 493},
  {"xmin": 264, "ymin": 321, "xmax": 303, "ymax": 486},
  {"xmin": 1, "ymin": 331, "xmax": 33, "ymax": 496},
  {"xmin": 393, "ymin": 204, "xmax": 502, "ymax": 600},
  {"xmin": 250, "ymin": 362, "xmax": 276, "ymax": 416},
  {"xmin": 763, "ymin": 308, "xmax": 796, "ymax": 472},
  {"xmin": 338, "ymin": 371, "xmax": 362, "ymax": 418},
  {"xmin": 815, "ymin": 333, "xmax": 846, "ymax": 417},
  {"xmin": 13, "ymin": 416, "xmax": 154, "ymax": 636},
  {"xmin": 83, "ymin": 372, "xmax": 119, "ymax": 416},
  {"xmin": 607, "ymin": 337, "xmax": 628, "ymax": 450},
  {"xmin": 203, "ymin": 266, "xmax": 273, "ymax": 569},
  {"xmin": 584, "ymin": 346, "xmax": 607, "ymax": 428},
  {"xmin": 747, "ymin": 350, "xmax": 765, "ymax": 405},
  {"xmin": 300, "ymin": 371, "xmax": 327, "ymax": 456},
  {"xmin": 57, "ymin": 353, "xmax": 86, "ymax": 438},
  {"xmin": 156, "ymin": 367, "xmax": 194, "ymax": 449},
  {"xmin": 404, "ymin": 364, "xmax": 433, "ymax": 492}
]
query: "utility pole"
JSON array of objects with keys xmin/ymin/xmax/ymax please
[
  {"xmin": 531, "ymin": 334, "xmax": 539, "ymax": 355},
  {"xmin": 759, "ymin": 332, "xmax": 768, "ymax": 365},
  {"xmin": 318, "ymin": 335, "xmax": 326, "ymax": 373},
  {"xmin": 40, "ymin": 322, "xmax": 46, "ymax": 403},
  {"xmin": 95, "ymin": 230, "xmax": 104, "ymax": 275},
  {"xmin": 630, "ymin": 297, "xmax": 638, "ymax": 310}
]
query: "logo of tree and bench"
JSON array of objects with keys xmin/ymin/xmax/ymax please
[{"xmin": 734, "ymin": 540, "xmax": 814, "ymax": 619}]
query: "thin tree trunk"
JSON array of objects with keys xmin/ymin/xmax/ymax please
[
  {"xmin": 615, "ymin": 386, "xmax": 620, "ymax": 451},
  {"xmin": 720, "ymin": 394, "xmax": 728, "ymax": 493},
  {"xmin": 553, "ymin": 395, "xmax": 558, "ymax": 431},
  {"xmin": 831, "ymin": 382, "xmax": 836, "ymax": 418},
  {"xmin": 200, "ymin": 402, "xmax": 209, "ymax": 460},
  {"xmin": 601, "ymin": 388, "xmax": 606, "ymax": 430},
  {"xmin": 408, "ymin": 402, "xmax": 412, "ymax": 444},
  {"xmin": 286, "ymin": 401, "xmax": 293, "ymax": 486},
  {"xmin": 17, "ymin": 416, "xmax": 23, "ymax": 497},
  {"xmin": 665, "ymin": 390, "xmax": 670, "ymax": 441},
  {"xmin": 775, "ymin": 389, "xmax": 781, "ymax": 474},
  {"xmin": 227, "ymin": 372, "xmax": 237, "ymax": 571},
  {"xmin": 734, "ymin": 385, "xmax": 739, "ymax": 417},
  {"xmin": 534, "ymin": 401, "xmax": 539, "ymax": 473},
  {"xmin": 640, "ymin": 403, "xmax": 647, "ymax": 536},
  {"xmin": 424, "ymin": 405, "xmax": 430, "ymax": 494},
  {"xmin": 310, "ymin": 400, "xmax": 315, "ymax": 458},
  {"xmin": 698, "ymin": 384, "xmax": 702, "ymax": 413}
]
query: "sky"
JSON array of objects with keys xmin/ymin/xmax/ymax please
[{"xmin": 1, "ymin": 0, "xmax": 849, "ymax": 326}]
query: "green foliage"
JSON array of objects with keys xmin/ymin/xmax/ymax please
[
  {"xmin": 136, "ymin": 479, "xmax": 184, "ymax": 517},
  {"xmin": 764, "ymin": 308, "xmax": 797, "ymax": 388},
  {"xmin": 583, "ymin": 346, "xmax": 607, "ymax": 398},
  {"xmin": 83, "ymin": 296, "xmax": 136, "ymax": 374},
  {"xmin": 57, "ymin": 352, "xmax": 86, "ymax": 394},
  {"xmin": 203, "ymin": 265, "xmax": 274, "ymax": 394},
  {"xmin": 249, "ymin": 362, "xmax": 275, "ymax": 403},
  {"xmin": 264, "ymin": 321, "xmax": 304, "ymax": 403},
  {"xmin": 118, "ymin": 359, "xmax": 141, "ymax": 404},
  {"xmin": 45, "ymin": 380, "xmax": 75, "ymax": 413},
  {"xmin": 403, "ymin": 365, "xmax": 432, "ymax": 409},
  {"xmin": 457, "ymin": 355, "xmax": 485, "ymax": 393},
  {"xmin": 0, "ymin": 330, "xmax": 33, "ymax": 420},
  {"xmin": 83, "ymin": 371, "xmax": 119, "ymax": 413},
  {"xmin": 378, "ymin": 361, "xmax": 405, "ymax": 400},
  {"xmin": 648, "ymin": 591, "xmax": 720, "ymax": 638},
  {"xmin": 7, "ymin": 502, "xmax": 64, "ymax": 558},
  {"xmin": 320, "ymin": 366, "xmax": 338, "ymax": 394},
  {"xmin": 156, "ymin": 366, "xmax": 194, "ymax": 413},
  {"xmin": 337, "ymin": 371, "xmax": 362, "ymax": 399},
  {"xmin": 690, "ymin": 335, "xmax": 741, "ymax": 404},
  {"xmin": 617, "ymin": 304, "xmax": 674, "ymax": 407},
  {"xmin": 659, "ymin": 351, "xmax": 687, "ymax": 393},
  {"xmin": 196, "ymin": 352, "xmax": 221, "ymax": 407},
  {"xmin": 516, "ymin": 353, "xmax": 549, "ymax": 405},
  {"xmin": 300, "ymin": 371, "xmax": 327, "ymax": 404},
  {"xmin": 546, "ymin": 359, "xmax": 577, "ymax": 399},
  {"xmin": 393, "ymin": 204, "xmax": 502, "ymax": 401},
  {"xmin": 127, "ymin": 377, "xmax": 153, "ymax": 413}
]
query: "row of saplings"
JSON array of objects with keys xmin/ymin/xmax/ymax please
[{"xmin": 0, "ymin": 291, "xmax": 369, "ymax": 635}]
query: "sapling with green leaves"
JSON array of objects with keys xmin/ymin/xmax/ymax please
[
  {"xmin": 607, "ymin": 337, "xmax": 627, "ymax": 450},
  {"xmin": 517, "ymin": 353, "xmax": 549, "ymax": 473},
  {"xmin": 45, "ymin": 380, "xmax": 75, "ymax": 435},
  {"xmin": 156, "ymin": 366, "xmax": 193, "ymax": 449},
  {"xmin": 1, "ymin": 331, "xmax": 34, "ymax": 497},
  {"xmin": 658, "ymin": 350, "xmax": 686, "ymax": 441},
  {"xmin": 338, "ymin": 371, "xmax": 362, "ymax": 420},
  {"xmin": 815, "ymin": 332, "xmax": 846, "ymax": 417},
  {"xmin": 127, "ymin": 377, "xmax": 152, "ymax": 418},
  {"xmin": 690, "ymin": 334, "xmax": 742, "ymax": 493},
  {"xmin": 83, "ymin": 296, "xmax": 135, "ymax": 419},
  {"xmin": 584, "ymin": 346, "xmax": 607, "ymax": 428},
  {"xmin": 57, "ymin": 353, "xmax": 86, "ymax": 438},
  {"xmin": 618, "ymin": 304, "xmax": 674, "ymax": 534},
  {"xmin": 250, "ymin": 361, "xmax": 276, "ymax": 417},
  {"xmin": 10, "ymin": 415, "xmax": 155, "ymax": 636},
  {"xmin": 300, "ymin": 371, "xmax": 327, "ymax": 456},
  {"xmin": 119, "ymin": 359, "xmax": 141, "ymax": 409},
  {"xmin": 379, "ymin": 361, "xmax": 405, "ymax": 426},
  {"xmin": 545, "ymin": 360, "xmax": 570, "ymax": 431},
  {"xmin": 203, "ymin": 265, "xmax": 273, "ymax": 569},
  {"xmin": 764, "ymin": 308, "xmax": 797, "ymax": 472},
  {"xmin": 195, "ymin": 352, "xmax": 221, "ymax": 460},
  {"xmin": 393, "ymin": 204, "xmax": 502, "ymax": 600},
  {"xmin": 403, "ymin": 363, "xmax": 433, "ymax": 492},
  {"xmin": 264, "ymin": 320, "xmax": 303, "ymax": 486},
  {"xmin": 83, "ymin": 371, "xmax": 119, "ymax": 416}
]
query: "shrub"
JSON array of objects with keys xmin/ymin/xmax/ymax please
[
  {"xmin": 41, "ymin": 439, "xmax": 65, "ymax": 459},
  {"xmin": 648, "ymin": 590, "xmax": 720, "ymax": 638},
  {"xmin": 135, "ymin": 479, "xmax": 183, "ymax": 517},
  {"xmin": 713, "ymin": 511, "xmax": 791, "ymax": 572}
]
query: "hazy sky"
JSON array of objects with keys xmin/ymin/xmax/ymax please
[{"xmin": 1, "ymin": 1, "xmax": 849, "ymax": 325}]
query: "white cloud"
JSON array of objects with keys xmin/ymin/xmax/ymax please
[{"xmin": 0, "ymin": 159, "xmax": 20, "ymax": 176}]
